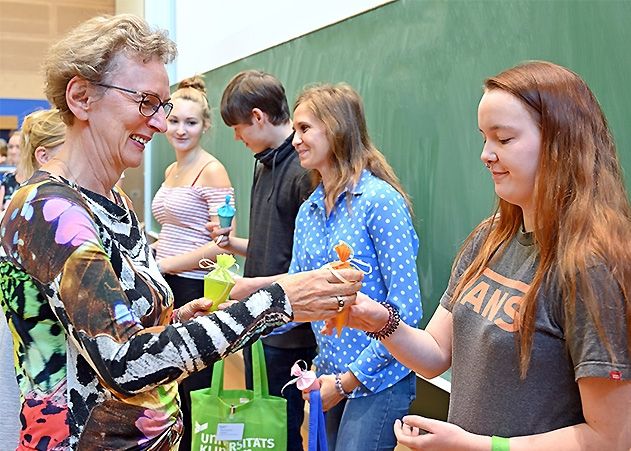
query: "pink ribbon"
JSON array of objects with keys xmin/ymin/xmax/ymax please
[{"xmin": 281, "ymin": 360, "xmax": 320, "ymax": 394}]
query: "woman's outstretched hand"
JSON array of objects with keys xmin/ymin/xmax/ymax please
[
  {"xmin": 277, "ymin": 268, "xmax": 363, "ymax": 322},
  {"xmin": 394, "ymin": 416, "xmax": 489, "ymax": 451},
  {"xmin": 320, "ymin": 292, "xmax": 389, "ymax": 335}
]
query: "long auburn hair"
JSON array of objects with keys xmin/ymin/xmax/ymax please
[
  {"xmin": 294, "ymin": 83, "xmax": 411, "ymax": 213},
  {"xmin": 451, "ymin": 61, "xmax": 631, "ymax": 378}
]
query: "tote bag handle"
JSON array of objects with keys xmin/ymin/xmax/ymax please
[{"xmin": 209, "ymin": 340, "xmax": 269, "ymax": 398}]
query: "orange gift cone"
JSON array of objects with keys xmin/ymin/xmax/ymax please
[
  {"xmin": 331, "ymin": 242, "xmax": 352, "ymax": 337},
  {"xmin": 335, "ymin": 309, "xmax": 349, "ymax": 337}
]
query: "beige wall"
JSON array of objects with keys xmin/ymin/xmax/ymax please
[
  {"xmin": 0, "ymin": 0, "xmax": 149, "ymax": 218},
  {"xmin": 0, "ymin": 0, "xmax": 115, "ymax": 100},
  {"xmin": 115, "ymin": 0, "xmax": 143, "ymax": 17}
]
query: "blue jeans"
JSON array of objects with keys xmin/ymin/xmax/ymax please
[
  {"xmin": 244, "ymin": 343, "xmax": 317, "ymax": 451},
  {"xmin": 325, "ymin": 372, "xmax": 416, "ymax": 451}
]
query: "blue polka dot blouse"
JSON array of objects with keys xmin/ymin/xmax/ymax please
[{"xmin": 289, "ymin": 169, "xmax": 422, "ymax": 397}]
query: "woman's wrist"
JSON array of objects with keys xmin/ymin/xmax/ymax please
[
  {"xmin": 157, "ymin": 258, "xmax": 175, "ymax": 275},
  {"xmin": 265, "ymin": 282, "xmax": 293, "ymax": 318},
  {"xmin": 491, "ymin": 436, "xmax": 510, "ymax": 451},
  {"xmin": 334, "ymin": 373, "xmax": 350, "ymax": 397},
  {"xmin": 371, "ymin": 303, "xmax": 390, "ymax": 331},
  {"xmin": 335, "ymin": 372, "xmax": 359, "ymax": 398},
  {"xmin": 366, "ymin": 302, "xmax": 401, "ymax": 340}
]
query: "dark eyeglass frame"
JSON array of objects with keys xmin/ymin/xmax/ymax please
[{"xmin": 95, "ymin": 83, "xmax": 173, "ymax": 118}]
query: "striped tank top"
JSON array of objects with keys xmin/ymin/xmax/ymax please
[{"xmin": 152, "ymin": 165, "xmax": 235, "ymax": 279}]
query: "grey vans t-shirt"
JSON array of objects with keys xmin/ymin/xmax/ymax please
[{"xmin": 441, "ymin": 229, "xmax": 629, "ymax": 437}]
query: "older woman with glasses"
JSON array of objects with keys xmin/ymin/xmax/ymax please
[
  {"xmin": 0, "ymin": 15, "xmax": 362, "ymax": 450},
  {"xmin": 95, "ymin": 82, "xmax": 175, "ymax": 117}
]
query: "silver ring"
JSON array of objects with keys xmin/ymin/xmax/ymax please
[{"xmin": 336, "ymin": 295, "xmax": 345, "ymax": 312}]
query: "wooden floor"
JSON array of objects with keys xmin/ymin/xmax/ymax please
[{"xmin": 222, "ymin": 351, "xmax": 410, "ymax": 450}]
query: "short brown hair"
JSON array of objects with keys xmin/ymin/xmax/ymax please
[
  {"xmin": 43, "ymin": 14, "xmax": 177, "ymax": 125},
  {"xmin": 220, "ymin": 70, "xmax": 289, "ymax": 126}
]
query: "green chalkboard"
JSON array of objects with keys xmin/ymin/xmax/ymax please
[{"xmin": 150, "ymin": 0, "xmax": 631, "ymax": 329}]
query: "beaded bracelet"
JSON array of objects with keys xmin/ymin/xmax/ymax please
[
  {"xmin": 335, "ymin": 373, "xmax": 352, "ymax": 398},
  {"xmin": 366, "ymin": 302, "xmax": 400, "ymax": 340}
]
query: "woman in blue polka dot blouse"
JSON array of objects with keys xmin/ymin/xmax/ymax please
[{"xmin": 290, "ymin": 83, "xmax": 423, "ymax": 450}]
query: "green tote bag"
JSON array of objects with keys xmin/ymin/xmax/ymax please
[{"xmin": 190, "ymin": 340, "xmax": 288, "ymax": 451}]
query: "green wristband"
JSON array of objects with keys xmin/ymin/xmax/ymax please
[{"xmin": 492, "ymin": 436, "xmax": 510, "ymax": 451}]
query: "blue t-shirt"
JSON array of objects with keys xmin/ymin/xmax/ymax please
[{"xmin": 289, "ymin": 170, "xmax": 422, "ymax": 396}]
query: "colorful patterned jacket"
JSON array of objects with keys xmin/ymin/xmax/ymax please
[{"xmin": 0, "ymin": 172, "xmax": 291, "ymax": 450}]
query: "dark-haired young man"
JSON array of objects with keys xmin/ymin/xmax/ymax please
[{"xmin": 209, "ymin": 70, "xmax": 316, "ymax": 451}]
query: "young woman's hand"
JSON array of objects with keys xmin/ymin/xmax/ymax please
[
  {"xmin": 321, "ymin": 292, "xmax": 389, "ymax": 335},
  {"xmin": 307, "ymin": 374, "xmax": 344, "ymax": 411},
  {"xmin": 394, "ymin": 416, "xmax": 490, "ymax": 451},
  {"xmin": 206, "ymin": 221, "xmax": 232, "ymax": 247}
]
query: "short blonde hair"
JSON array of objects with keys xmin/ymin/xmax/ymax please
[
  {"xmin": 19, "ymin": 109, "xmax": 66, "ymax": 178},
  {"xmin": 172, "ymin": 75, "xmax": 212, "ymax": 128},
  {"xmin": 43, "ymin": 14, "xmax": 177, "ymax": 125}
]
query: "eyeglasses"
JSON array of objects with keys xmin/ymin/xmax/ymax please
[{"xmin": 95, "ymin": 83, "xmax": 173, "ymax": 118}]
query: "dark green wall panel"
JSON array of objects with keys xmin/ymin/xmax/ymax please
[{"xmin": 150, "ymin": 0, "xmax": 631, "ymax": 328}]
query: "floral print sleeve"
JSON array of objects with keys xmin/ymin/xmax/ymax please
[{"xmin": 0, "ymin": 172, "xmax": 292, "ymax": 450}]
